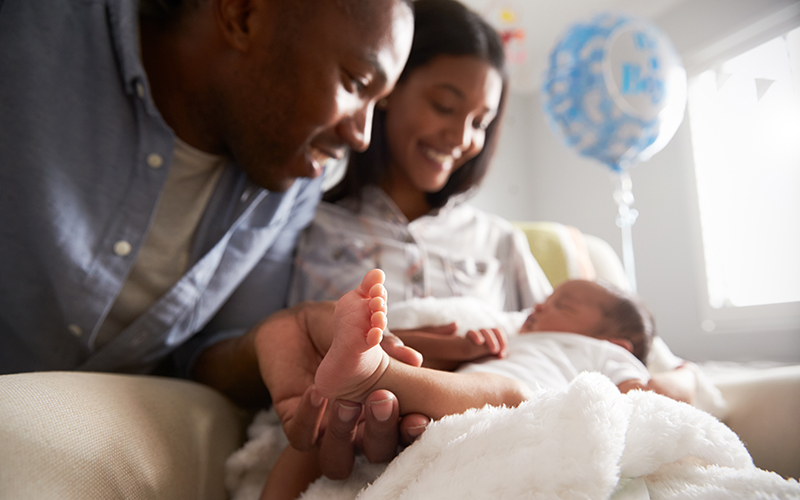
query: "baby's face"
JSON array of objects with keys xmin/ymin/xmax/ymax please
[{"xmin": 520, "ymin": 280, "xmax": 615, "ymax": 336}]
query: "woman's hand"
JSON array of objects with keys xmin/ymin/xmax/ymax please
[
  {"xmin": 392, "ymin": 323, "xmax": 509, "ymax": 371},
  {"xmin": 645, "ymin": 363, "xmax": 698, "ymax": 404},
  {"xmin": 464, "ymin": 328, "xmax": 509, "ymax": 358},
  {"xmin": 617, "ymin": 378, "xmax": 648, "ymax": 394}
]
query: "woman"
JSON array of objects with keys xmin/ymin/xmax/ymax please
[
  {"xmin": 290, "ymin": 0, "xmax": 552, "ymax": 314},
  {"xmin": 287, "ymin": 0, "xmax": 701, "ymax": 405}
]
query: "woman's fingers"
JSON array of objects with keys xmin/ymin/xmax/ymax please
[{"xmin": 465, "ymin": 328, "xmax": 508, "ymax": 357}]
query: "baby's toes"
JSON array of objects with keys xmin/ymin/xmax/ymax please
[
  {"xmin": 369, "ymin": 295, "xmax": 386, "ymax": 315},
  {"xmin": 358, "ymin": 269, "xmax": 386, "ymax": 297},
  {"xmin": 370, "ymin": 310, "xmax": 387, "ymax": 330},
  {"xmin": 368, "ymin": 282, "xmax": 386, "ymax": 302}
]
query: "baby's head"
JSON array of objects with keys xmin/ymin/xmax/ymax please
[{"xmin": 520, "ymin": 280, "xmax": 655, "ymax": 362}]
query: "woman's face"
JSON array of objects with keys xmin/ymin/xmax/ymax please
[{"xmin": 383, "ymin": 55, "xmax": 503, "ymax": 195}]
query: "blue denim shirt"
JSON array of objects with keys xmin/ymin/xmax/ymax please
[{"xmin": 0, "ymin": 0, "xmax": 322, "ymax": 374}]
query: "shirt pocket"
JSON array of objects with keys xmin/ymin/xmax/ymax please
[
  {"xmin": 446, "ymin": 255, "xmax": 501, "ymax": 297},
  {"xmin": 293, "ymin": 236, "xmax": 383, "ymax": 303},
  {"xmin": 330, "ymin": 238, "xmax": 381, "ymax": 265}
]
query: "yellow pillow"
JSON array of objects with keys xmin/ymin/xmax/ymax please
[{"xmin": 512, "ymin": 221, "xmax": 596, "ymax": 288}]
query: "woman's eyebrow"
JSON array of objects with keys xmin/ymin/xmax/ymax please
[
  {"xmin": 434, "ymin": 83, "xmax": 466, "ymax": 99},
  {"xmin": 433, "ymin": 83, "xmax": 496, "ymax": 115}
]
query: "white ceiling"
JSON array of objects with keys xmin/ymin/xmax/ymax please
[{"xmin": 458, "ymin": 0, "xmax": 690, "ymax": 92}]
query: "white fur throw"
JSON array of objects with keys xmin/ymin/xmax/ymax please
[{"xmin": 226, "ymin": 373, "xmax": 800, "ymax": 500}]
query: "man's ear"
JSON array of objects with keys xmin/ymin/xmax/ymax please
[
  {"xmin": 606, "ymin": 337, "xmax": 634, "ymax": 354},
  {"xmin": 214, "ymin": 0, "xmax": 274, "ymax": 52}
]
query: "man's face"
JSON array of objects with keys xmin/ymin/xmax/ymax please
[{"xmin": 217, "ymin": 0, "xmax": 414, "ymax": 192}]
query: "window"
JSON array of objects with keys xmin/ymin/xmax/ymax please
[{"xmin": 687, "ymin": 26, "xmax": 800, "ymax": 331}]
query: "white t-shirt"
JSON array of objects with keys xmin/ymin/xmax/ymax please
[
  {"xmin": 456, "ymin": 332, "xmax": 650, "ymax": 392},
  {"xmin": 95, "ymin": 138, "xmax": 224, "ymax": 346}
]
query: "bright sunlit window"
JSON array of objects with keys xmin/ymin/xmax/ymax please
[{"xmin": 688, "ymin": 27, "xmax": 800, "ymax": 313}]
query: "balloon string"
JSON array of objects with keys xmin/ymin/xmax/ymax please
[{"xmin": 613, "ymin": 172, "xmax": 639, "ymax": 292}]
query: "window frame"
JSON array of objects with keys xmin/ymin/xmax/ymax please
[{"xmin": 685, "ymin": 16, "xmax": 800, "ymax": 334}]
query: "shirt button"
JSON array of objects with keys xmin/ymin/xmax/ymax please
[
  {"xmin": 411, "ymin": 272, "xmax": 423, "ymax": 284},
  {"xmin": 146, "ymin": 153, "xmax": 163, "ymax": 169},
  {"xmin": 114, "ymin": 240, "xmax": 132, "ymax": 256},
  {"xmin": 135, "ymin": 82, "xmax": 145, "ymax": 98},
  {"xmin": 68, "ymin": 324, "xmax": 83, "ymax": 337}
]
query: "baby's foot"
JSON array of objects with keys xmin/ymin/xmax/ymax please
[{"xmin": 315, "ymin": 269, "xmax": 391, "ymax": 402}]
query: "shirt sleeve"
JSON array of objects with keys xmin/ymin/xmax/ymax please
[
  {"xmin": 169, "ymin": 175, "xmax": 324, "ymax": 378},
  {"xmin": 601, "ymin": 344, "xmax": 651, "ymax": 385}
]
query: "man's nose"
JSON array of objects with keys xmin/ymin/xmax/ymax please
[{"xmin": 338, "ymin": 102, "xmax": 374, "ymax": 153}]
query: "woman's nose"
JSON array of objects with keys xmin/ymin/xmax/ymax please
[{"xmin": 445, "ymin": 117, "xmax": 473, "ymax": 151}]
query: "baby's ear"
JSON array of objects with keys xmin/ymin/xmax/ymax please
[{"xmin": 606, "ymin": 337, "xmax": 634, "ymax": 354}]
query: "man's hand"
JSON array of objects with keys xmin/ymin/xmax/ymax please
[
  {"xmin": 195, "ymin": 300, "xmax": 433, "ymax": 478},
  {"xmin": 250, "ymin": 302, "xmax": 430, "ymax": 477}
]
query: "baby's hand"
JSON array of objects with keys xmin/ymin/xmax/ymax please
[{"xmin": 464, "ymin": 328, "xmax": 508, "ymax": 358}]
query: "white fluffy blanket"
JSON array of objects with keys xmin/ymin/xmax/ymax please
[{"xmin": 226, "ymin": 373, "xmax": 800, "ymax": 500}]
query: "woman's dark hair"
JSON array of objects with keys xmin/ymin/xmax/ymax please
[{"xmin": 325, "ymin": 0, "xmax": 508, "ymax": 209}]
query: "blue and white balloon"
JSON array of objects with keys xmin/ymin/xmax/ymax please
[{"xmin": 542, "ymin": 13, "xmax": 687, "ymax": 171}]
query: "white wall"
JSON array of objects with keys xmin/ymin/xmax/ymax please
[{"xmin": 469, "ymin": 0, "xmax": 800, "ymax": 363}]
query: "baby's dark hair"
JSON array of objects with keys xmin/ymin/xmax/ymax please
[{"xmin": 596, "ymin": 282, "xmax": 655, "ymax": 363}]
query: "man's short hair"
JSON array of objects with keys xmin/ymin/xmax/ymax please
[{"xmin": 140, "ymin": 0, "xmax": 413, "ymax": 23}]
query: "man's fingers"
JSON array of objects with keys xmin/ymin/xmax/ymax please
[
  {"xmin": 399, "ymin": 412, "xmax": 431, "ymax": 446},
  {"xmin": 362, "ymin": 390, "xmax": 400, "ymax": 463},
  {"xmin": 281, "ymin": 385, "xmax": 327, "ymax": 451},
  {"xmin": 318, "ymin": 400, "xmax": 362, "ymax": 479}
]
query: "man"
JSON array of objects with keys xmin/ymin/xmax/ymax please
[{"xmin": 0, "ymin": 0, "xmax": 424, "ymax": 486}]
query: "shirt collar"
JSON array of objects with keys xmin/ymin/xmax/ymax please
[
  {"xmin": 107, "ymin": 0, "xmax": 148, "ymax": 98},
  {"xmin": 346, "ymin": 185, "xmax": 463, "ymax": 224}
]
